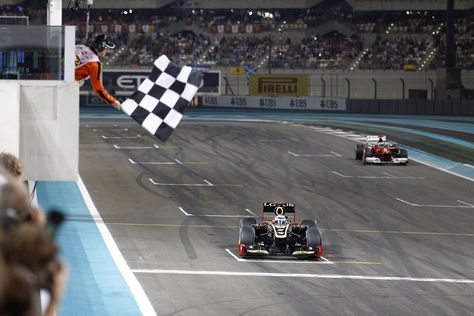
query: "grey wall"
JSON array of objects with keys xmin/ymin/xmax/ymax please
[{"xmin": 347, "ymin": 99, "xmax": 474, "ymax": 115}]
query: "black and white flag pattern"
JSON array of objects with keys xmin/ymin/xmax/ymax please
[{"xmin": 122, "ymin": 55, "xmax": 203, "ymax": 142}]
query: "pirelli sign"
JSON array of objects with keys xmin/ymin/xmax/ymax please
[{"xmin": 249, "ymin": 74, "xmax": 309, "ymax": 96}]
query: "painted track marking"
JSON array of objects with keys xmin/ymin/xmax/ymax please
[
  {"xmin": 203, "ymin": 179, "xmax": 214, "ymax": 186},
  {"xmin": 178, "ymin": 207, "xmax": 192, "ymax": 216},
  {"xmin": 149, "ymin": 178, "xmax": 243, "ymax": 187},
  {"xmin": 102, "ymin": 135, "xmax": 141, "ymax": 139},
  {"xmin": 244, "ymin": 208, "xmax": 257, "ymax": 216},
  {"xmin": 396, "ymin": 197, "xmax": 474, "ymax": 208},
  {"xmin": 178, "ymin": 207, "xmax": 253, "ymax": 218},
  {"xmin": 93, "ymin": 128, "xmax": 129, "ymax": 132},
  {"xmin": 128, "ymin": 158, "xmax": 207, "ymax": 165},
  {"xmin": 288, "ymin": 151, "xmax": 341, "ymax": 157},
  {"xmin": 333, "ymin": 171, "xmax": 424, "ymax": 179},
  {"xmin": 131, "ymin": 269, "xmax": 474, "ymax": 284},
  {"xmin": 114, "ymin": 144, "xmax": 159, "ymax": 149},
  {"xmin": 129, "ymin": 159, "xmax": 174, "ymax": 165}
]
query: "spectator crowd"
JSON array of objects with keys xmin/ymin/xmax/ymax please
[
  {"xmin": 270, "ymin": 34, "xmax": 363, "ymax": 69},
  {"xmin": 0, "ymin": 152, "xmax": 67, "ymax": 315},
  {"xmin": 2, "ymin": 2, "xmax": 474, "ymax": 71},
  {"xmin": 113, "ymin": 32, "xmax": 211, "ymax": 67},
  {"xmin": 430, "ymin": 33, "xmax": 474, "ymax": 69},
  {"xmin": 359, "ymin": 36, "xmax": 430, "ymax": 70}
]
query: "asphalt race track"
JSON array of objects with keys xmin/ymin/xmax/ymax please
[{"xmin": 79, "ymin": 113, "xmax": 474, "ymax": 316}]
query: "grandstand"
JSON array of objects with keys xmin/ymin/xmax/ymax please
[
  {"xmin": 32, "ymin": 0, "xmax": 470, "ymax": 100},
  {"xmin": 0, "ymin": 1, "xmax": 472, "ymax": 110}
]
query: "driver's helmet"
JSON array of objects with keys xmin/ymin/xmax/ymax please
[{"xmin": 273, "ymin": 215, "xmax": 287, "ymax": 226}]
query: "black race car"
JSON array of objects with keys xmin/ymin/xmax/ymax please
[{"xmin": 238, "ymin": 202, "xmax": 323, "ymax": 259}]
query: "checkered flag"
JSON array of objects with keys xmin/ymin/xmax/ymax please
[{"xmin": 122, "ymin": 55, "xmax": 203, "ymax": 142}]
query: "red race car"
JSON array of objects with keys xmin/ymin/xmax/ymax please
[{"xmin": 355, "ymin": 135, "xmax": 408, "ymax": 165}]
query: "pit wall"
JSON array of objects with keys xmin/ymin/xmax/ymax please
[
  {"xmin": 0, "ymin": 81, "xmax": 79, "ymax": 181},
  {"xmin": 197, "ymin": 95, "xmax": 474, "ymax": 115}
]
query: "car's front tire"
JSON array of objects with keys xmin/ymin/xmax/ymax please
[
  {"xmin": 238, "ymin": 225, "xmax": 255, "ymax": 257},
  {"xmin": 306, "ymin": 227, "xmax": 323, "ymax": 258},
  {"xmin": 240, "ymin": 217, "xmax": 257, "ymax": 229}
]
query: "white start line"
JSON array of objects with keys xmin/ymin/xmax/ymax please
[{"xmin": 130, "ymin": 269, "xmax": 474, "ymax": 284}]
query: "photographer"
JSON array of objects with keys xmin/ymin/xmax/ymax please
[
  {"xmin": 1, "ymin": 168, "xmax": 67, "ymax": 316},
  {"xmin": 1, "ymin": 222, "xmax": 67, "ymax": 316}
]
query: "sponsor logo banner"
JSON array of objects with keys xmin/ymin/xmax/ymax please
[
  {"xmin": 80, "ymin": 70, "xmax": 220, "ymax": 105},
  {"xmin": 199, "ymin": 96, "xmax": 346, "ymax": 111},
  {"xmin": 230, "ymin": 66, "xmax": 245, "ymax": 75},
  {"xmin": 249, "ymin": 74, "xmax": 308, "ymax": 96}
]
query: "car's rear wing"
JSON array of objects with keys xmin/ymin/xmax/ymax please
[
  {"xmin": 366, "ymin": 135, "xmax": 386, "ymax": 144},
  {"xmin": 262, "ymin": 202, "xmax": 296, "ymax": 221}
]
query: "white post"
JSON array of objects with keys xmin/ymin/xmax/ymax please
[
  {"xmin": 47, "ymin": 0, "xmax": 62, "ymax": 26},
  {"xmin": 64, "ymin": 25, "xmax": 76, "ymax": 82}
]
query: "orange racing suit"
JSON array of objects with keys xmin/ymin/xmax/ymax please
[{"xmin": 75, "ymin": 45, "xmax": 116, "ymax": 105}]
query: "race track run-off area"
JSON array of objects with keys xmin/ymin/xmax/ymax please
[{"xmin": 57, "ymin": 110, "xmax": 474, "ymax": 315}]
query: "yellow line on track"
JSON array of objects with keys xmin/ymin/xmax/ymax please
[{"xmin": 106, "ymin": 222, "xmax": 235, "ymax": 228}]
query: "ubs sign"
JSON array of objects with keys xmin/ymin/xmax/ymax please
[{"xmin": 249, "ymin": 74, "xmax": 308, "ymax": 96}]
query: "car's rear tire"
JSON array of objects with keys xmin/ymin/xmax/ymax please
[
  {"xmin": 398, "ymin": 148, "xmax": 408, "ymax": 158},
  {"xmin": 240, "ymin": 217, "xmax": 257, "ymax": 228},
  {"xmin": 355, "ymin": 144, "xmax": 364, "ymax": 160}
]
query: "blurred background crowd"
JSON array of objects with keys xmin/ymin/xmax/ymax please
[{"xmin": 0, "ymin": 1, "xmax": 473, "ymax": 71}]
